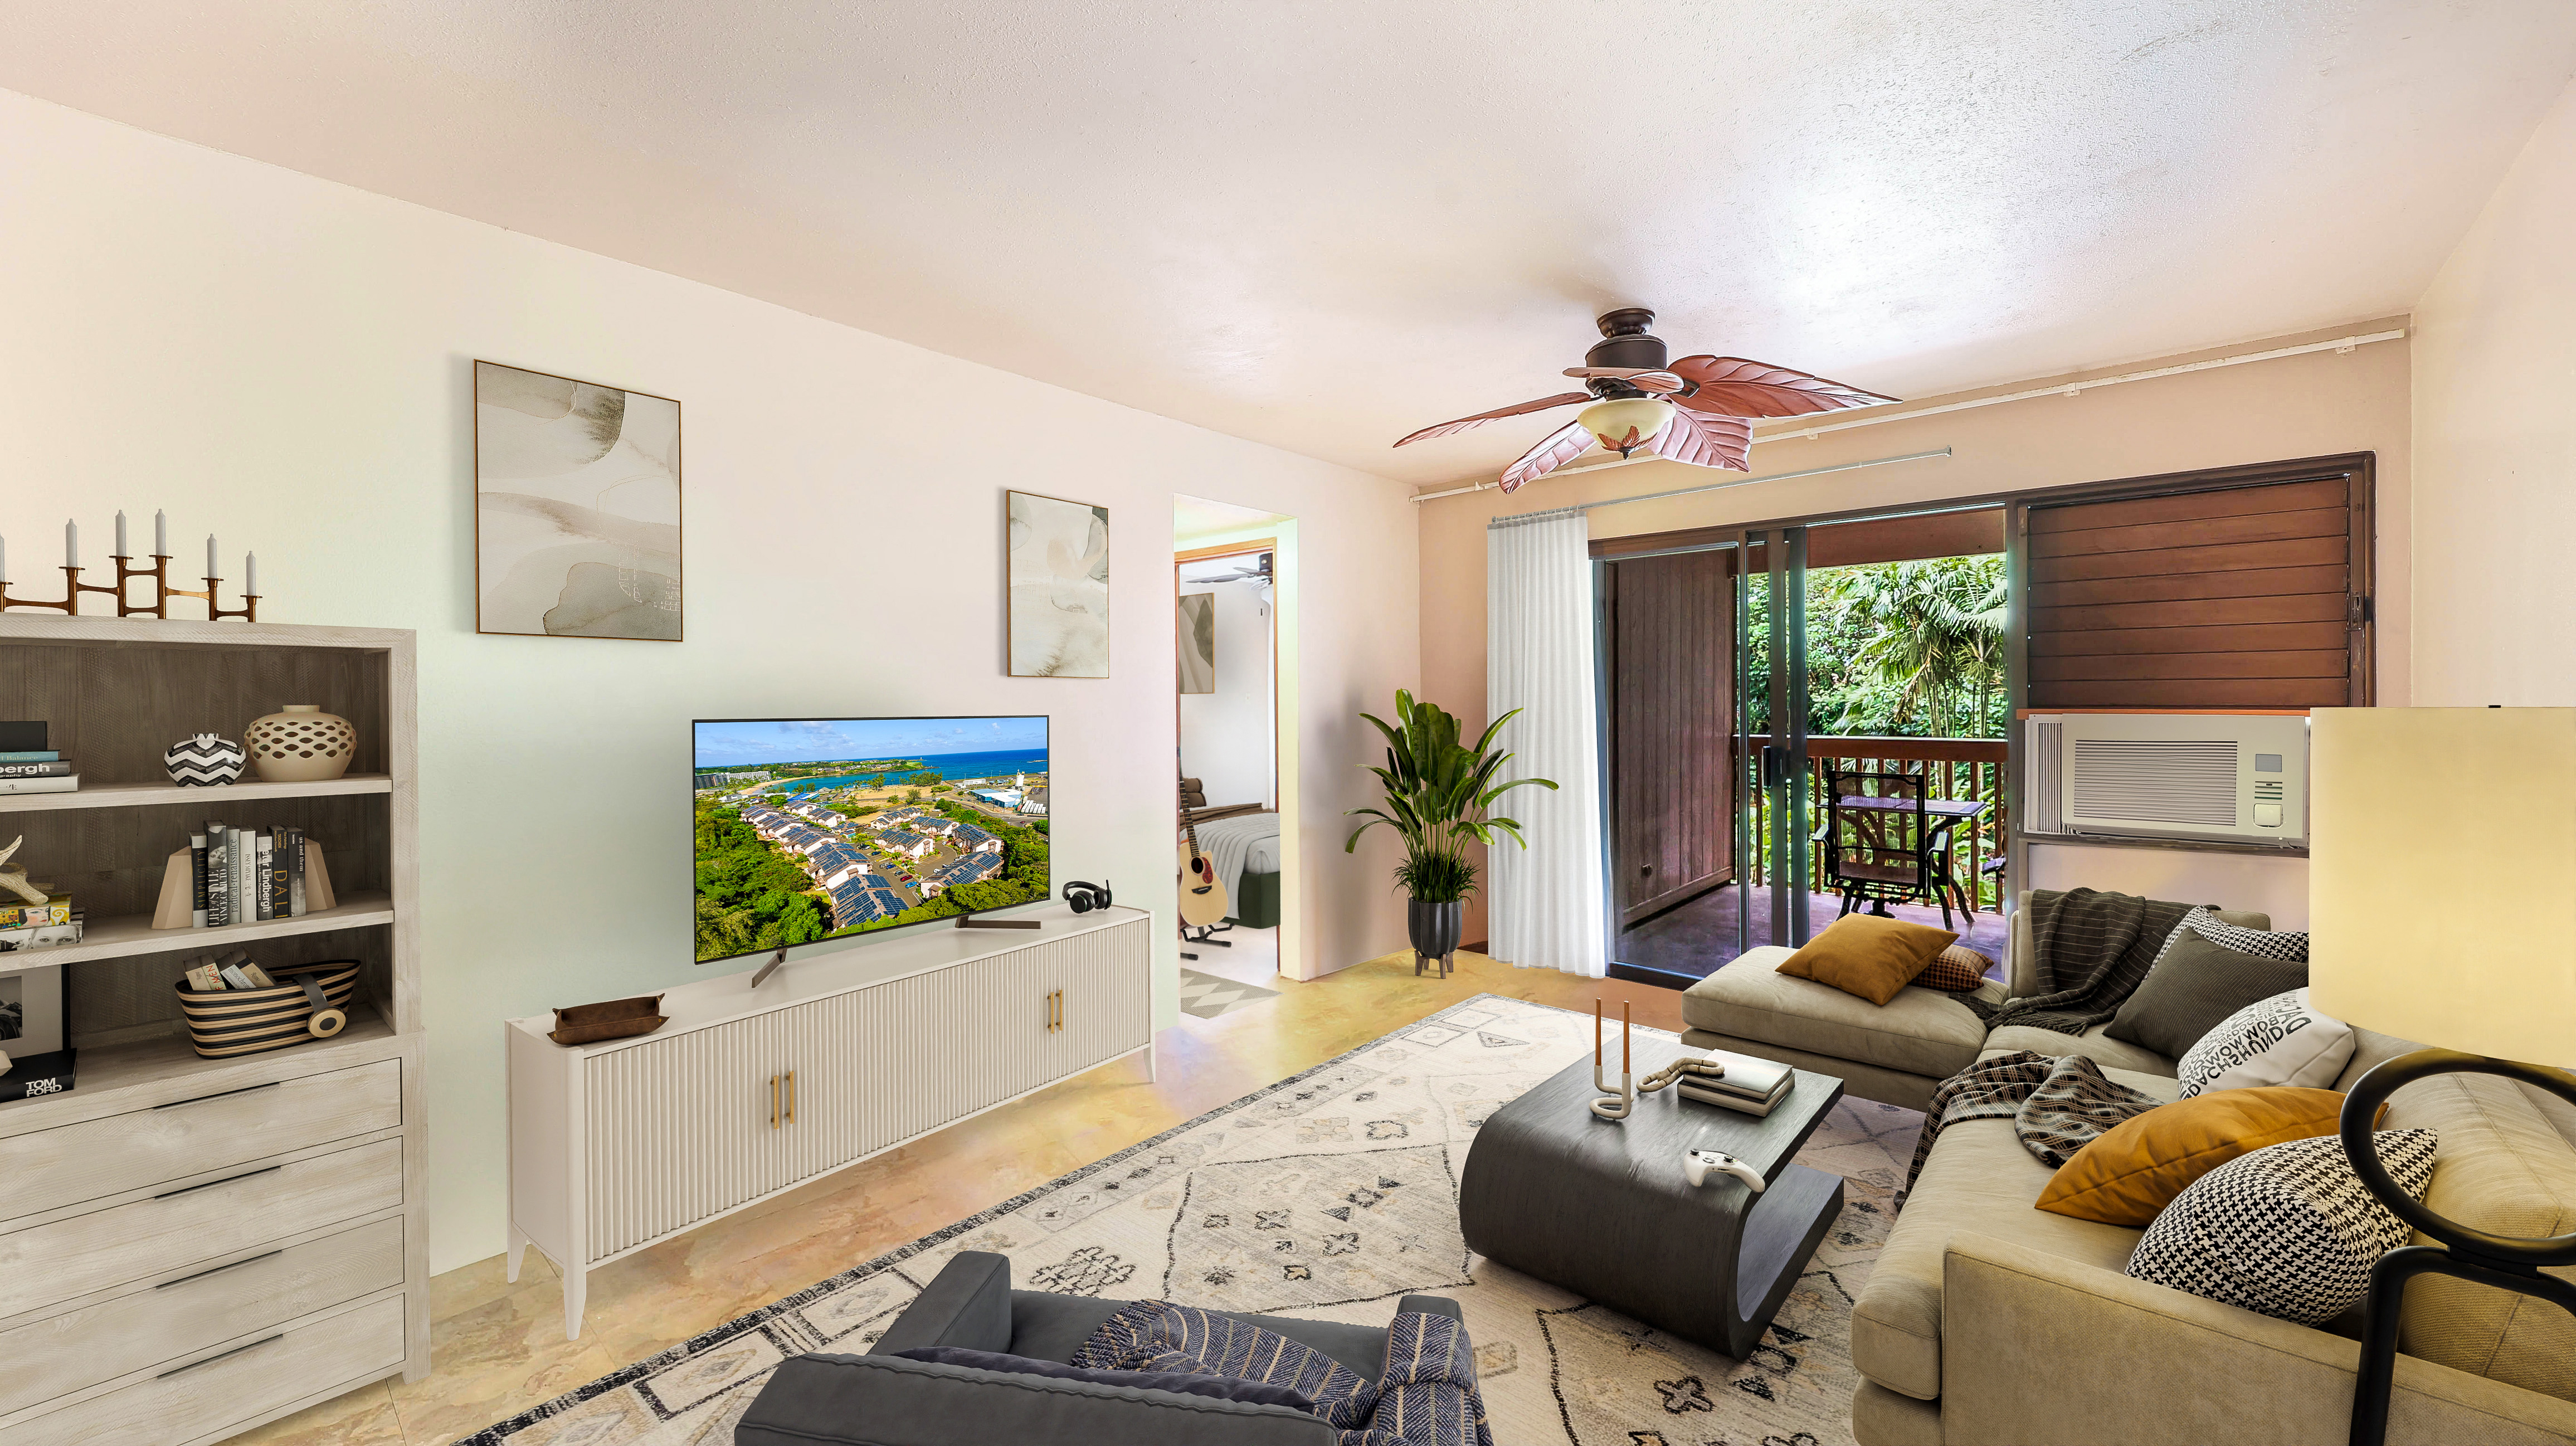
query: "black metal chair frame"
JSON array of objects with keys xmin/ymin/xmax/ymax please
[{"xmin": 1811, "ymin": 766, "xmax": 1974, "ymax": 929}]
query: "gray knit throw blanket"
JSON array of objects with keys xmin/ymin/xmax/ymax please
[
  {"xmin": 1898, "ymin": 1050, "xmax": 2164, "ymax": 1209},
  {"xmin": 1961, "ymin": 887, "xmax": 2192, "ymax": 1037}
]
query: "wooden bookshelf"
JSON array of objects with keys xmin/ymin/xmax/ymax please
[{"xmin": 0, "ymin": 612, "xmax": 427, "ymax": 1435}]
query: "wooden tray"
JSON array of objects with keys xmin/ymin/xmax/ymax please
[{"xmin": 550, "ymin": 994, "xmax": 668, "ymax": 1046}]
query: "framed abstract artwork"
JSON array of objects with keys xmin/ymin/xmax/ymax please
[
  {"xmin": 473, "ymin": 360, "xmax": 683, "ymax": 640},
  {"xmin": 1007, "ymin": 489, "xmax": 1109, "ymax": 676}
]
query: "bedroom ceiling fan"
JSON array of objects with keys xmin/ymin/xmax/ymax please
[{"xmin": 1394, "ymin": 309, "xmax": 1900, "ymax": 493}]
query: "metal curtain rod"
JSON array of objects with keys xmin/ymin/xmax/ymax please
[
  {"xmin": 1481, "ymin": 448, "xmax": 1952, "ymax": 528},
  {"xmin": 1414, "ymin": 326, "xmax": 2405, "ymax": 504}
]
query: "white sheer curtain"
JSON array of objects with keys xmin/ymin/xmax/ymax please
[{"xmin": 1486, "ymin": 508, "xmax": 1607, "ymax": 977}]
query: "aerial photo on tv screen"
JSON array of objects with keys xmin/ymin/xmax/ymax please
[{"xmin": 692, "ymin": 716, "xmax": 1050, "ymax": 963}]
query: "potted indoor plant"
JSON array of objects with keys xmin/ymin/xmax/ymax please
[{"xmin": 1345, "ymin": 690, "xmax": 1555, "ymax": 965}]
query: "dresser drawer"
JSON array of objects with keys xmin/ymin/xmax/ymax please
[
  {"xmin": 0, "ymin": 1138, "xmax": 401, "ymax": 1320},
  {"xmin": 0, "ymin": 1292, "xmax": 404, "ymax": 1446},
  {"xmin": 0, "ymin": 1217, "xmax": 401, "ymax": 1418},
  {"xmin": 0, "ymin": 1059, "xmax": 401, "ymax": 1226}
]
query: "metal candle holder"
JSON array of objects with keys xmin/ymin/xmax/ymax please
[
  {"xmin": 1590, "ymin": 998, "xmax": 1635, "ymax": 1121},
  {"xmin": 0, "ymin": 559, "xmax": 259, "ymax": 620}
]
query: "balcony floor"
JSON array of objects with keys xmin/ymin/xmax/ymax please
[{"xmin": 1614, "ymin": 884, "xmax": 2009, "ymax": 984}]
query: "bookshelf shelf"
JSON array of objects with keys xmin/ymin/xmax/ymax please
[
  {"xmin": 21, "ymin": 892, "xmax": 396, "ymax": 967},
  {"xmin": 1, "ymin": 1004, "xmax": 400, "ymax": 1121},
  {"xmin": 0, "ymin": 772, "xmax": 394, "ymax": 815}
]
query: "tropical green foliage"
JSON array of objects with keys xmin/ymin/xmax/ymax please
[
  {"xmin": 846, "ymin": 818, "xmax": 1050, "ymax": 932},
  {"xmin": 693, "ymin": 801, "xmax": 832, "ymax": 961},
  {"xmin": 1346, "ymin": 690, "xmax": 1555, "ymax": 903},
  {"xmin": 1742, "ymin": 554, "xmax": 2008, "ymax": 738}
]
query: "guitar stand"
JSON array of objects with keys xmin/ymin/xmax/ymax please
[{"xmin": 1180, "ymin": 921, "xmax": 1234, "ymax": 961}]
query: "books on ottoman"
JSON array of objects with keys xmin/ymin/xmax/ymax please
[{"xmin": 1676, "ymin": 1049, "xmax": 1794, "ymax": 1116}]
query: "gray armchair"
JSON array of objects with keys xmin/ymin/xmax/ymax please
[{"xmin": 733, "ymin": 1251, "xmax": 1464, "ymax": 1446}]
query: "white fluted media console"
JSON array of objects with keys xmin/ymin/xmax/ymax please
[{"xmin": 508, "ymin": 903, "xmax": 1154, "ymax": 1337}]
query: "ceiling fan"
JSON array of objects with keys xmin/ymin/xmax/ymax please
[{"xmin": 1394, "ymin": 309, "xmax": 1900, "ymax": 493}]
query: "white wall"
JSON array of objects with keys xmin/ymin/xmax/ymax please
[
  {"xmin": 2413, "ymin": 77, "xmax": 2576, "ymax": 705},
  {"xmin": 0, "ymin": 90, "xmax": 1420, "ymax": 1274},
  {"xmin": 1178, "ymin": 572, "xmax": 1274, "ymax": 809}
]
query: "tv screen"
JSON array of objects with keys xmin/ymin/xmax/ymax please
[{"xmin": 692, "ymin": 716, "xmax": 1050, "ymax": 964}]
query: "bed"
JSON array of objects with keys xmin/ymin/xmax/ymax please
[{"xmin": 1185, "ymin": 811, "xmax": 1282, "ymax": 929}]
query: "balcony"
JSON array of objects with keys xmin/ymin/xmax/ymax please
[{"xmin": 1614, "ymin": 734, "xmax": 2009, "ymax": 982}]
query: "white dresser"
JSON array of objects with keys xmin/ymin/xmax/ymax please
[{"xmin": 507, "ymin": 904, "xmax": 1154, "ymax": 1337}]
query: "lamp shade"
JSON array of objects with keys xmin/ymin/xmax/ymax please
[
  {"xmin": 1577, "ymin": 397, "xmax": 1673, "ymax": 455},
  {"xmin": 2309, "ymin": 707, "xmax": 2576, "ymax": 1062}
]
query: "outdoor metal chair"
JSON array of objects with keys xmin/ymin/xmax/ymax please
[{"xmin": 1813, "ymin": 766, "xmax": 1960, "ymax": 929}]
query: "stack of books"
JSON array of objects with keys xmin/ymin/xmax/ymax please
[
  {"xmin": 0, "ymin": 727, "xmax": 76, "ymax": 796},
  {"xmin": 181, "ymin": 950, "xmax": 275, "ymax": 991},
  {"xmin": 1674, "ymin": 1049, "xmax": 1796, "ymax": 1117},
  {"xmin": 192, "ymin": 823, "xmax": 311, "ymax": 928}
]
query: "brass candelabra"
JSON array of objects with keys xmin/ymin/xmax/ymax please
[{"xmin": 0, "ymin": 558, "xmax": 257, "ymax": 620}]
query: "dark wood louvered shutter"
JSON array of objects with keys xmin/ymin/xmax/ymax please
[
  {"xmin": 2023, "ymin": 465, "xmax": 2372, "ymax": 709},
  {"xmin": 1600, "ymin": 549, "xmax": 1733, "ymax": 926}
]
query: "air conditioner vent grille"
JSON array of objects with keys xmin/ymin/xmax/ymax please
[{"xmin": 2069, "ymin": 739, "xmax": 2239, "ymax": 827}]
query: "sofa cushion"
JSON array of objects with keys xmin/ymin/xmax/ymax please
[
  {"xmin": 1913, "ymin": 943, "xmax": 1994, "ymax": 994},
  {"xmin": 736, "ymin": 1352, "xmax": 1337, "ymax": 1446},
  {"xmin": 1775, "ymin": 914, "xmax": 1958, "ymax": 1005},
  {"xmin": 2175, "ymin": 987, "xmax": 2356, "ymax": 1098},
  {"xmin": 1981, "ymin": 1024, "xmax": 2176, "ymax": 1079},
  {"xmin": 1851, "ymin": 1062, "xmax": 2178, "ymax": 1400},
  {"xmin": 892, "ymin": 1346, "xmax": 1318, "ymax": 1410},
  {"xmin": 2036, "ymin": 1085, "xmax": 2349, "ymax": 1228},
  {"xmin": 2102, "ymin": 929, "xmax": 2309, "ymax": 1060},
  {"xmin": 1681, "ymin": 947, "xmax": 1993, "ymax": 1080},
  {"xmin": 2386, "ymin": 1069, "xmax": 2576, "ymax": 1400}
]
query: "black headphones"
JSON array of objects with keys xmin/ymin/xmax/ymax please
[{"xmin": 1062, "ymin": 880, "xmax": 1113, "ymax": 914}]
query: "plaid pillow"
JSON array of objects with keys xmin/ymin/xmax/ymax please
[
  {"xmin": 2180, "ymin": 908, "xmax": 2307, "ymax": 962},
  {"xmin": 1914, "ymin": 944, "xmax": 1993, "ymax": 992}
]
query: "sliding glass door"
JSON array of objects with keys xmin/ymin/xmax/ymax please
[{"xmin": 1734, "ymin": 526, "xmax": 1815, "ymax": 956}]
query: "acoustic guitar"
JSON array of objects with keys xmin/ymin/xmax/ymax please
[{"xmin": 1177, "ymin": 810, "xmax": 1230, "ymax": 927}]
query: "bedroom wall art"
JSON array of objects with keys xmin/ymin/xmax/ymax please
[
  {"xmin": 1177, "ymin": 591, "xmax": 1216, "ymax": 693},
  {"xmin": 474, "ymin": 360, "xmax": 683, "ymax": 640},
  {"xmin": 1007, "ymin": 489, "xmax": 1109, "ymax": 676}
]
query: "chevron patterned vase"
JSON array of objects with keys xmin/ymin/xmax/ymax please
[{"xmin": 164, "ymin": 733, "xmax": 245, "ymax": 787}]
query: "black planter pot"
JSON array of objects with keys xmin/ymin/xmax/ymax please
[{"xmin": 1408, "ymin": 898, "xmax": 1463, "ymax": 977}]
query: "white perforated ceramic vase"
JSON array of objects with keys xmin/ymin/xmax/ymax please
[{"xmin": 243, "ymin": 704, "xmax": 356, "ymax": 782}]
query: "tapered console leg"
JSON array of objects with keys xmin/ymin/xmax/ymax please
[{"xmin": 564, "ymin": 1265, "xmax": 587, "ymax": 1341}]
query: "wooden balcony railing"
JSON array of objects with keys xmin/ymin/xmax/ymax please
[{"xmin": 1744, "ymin": 735, "xmax": 2012, "ymax": 912}]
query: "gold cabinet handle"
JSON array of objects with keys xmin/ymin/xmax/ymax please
[
  {"xmin": 1058, "ymin": 989, "xmax": 1067, "ymax": 1034},
  {"xmin": 786, "ymin": 1069, "xmax": 796, "ymax": 1123},
  {"xmin": 771, "ymin": 1073, "xmax": 780, "ymax": 1129}
]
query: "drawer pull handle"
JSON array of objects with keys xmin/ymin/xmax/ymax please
[
  {"xmin": 158, "ymin": 1334, "xmax": 284, "ymax": 1379},
  {"xmin": 153, "ymin": 1082, "xmax": 281, "ymax": 1111},
  {"xmin": 771, "ymin": 1074, "xmax": 779, "ymax": 1130},
  {"xmin": 155, "ymin": 1165, "xmax": 281, "ymax": 1201},
  {"xmin": 156, "ymin": 1250, "xmax": 283, "ymax": 1291},
  {"xmin": 786, "ymin": 1069, "xmax": 795, "ymax": 1124}
]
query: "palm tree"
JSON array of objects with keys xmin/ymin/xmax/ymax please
[{"xmin": 1828, "ymin": 557, "xmax": 2008, "ymax": 736}]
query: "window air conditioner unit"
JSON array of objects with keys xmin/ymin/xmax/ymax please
[{"xmin": 2024, "ymin": 712, "xmax": 2308, "ymax": 846}]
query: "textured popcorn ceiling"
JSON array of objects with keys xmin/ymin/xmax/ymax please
[{"xmin": 4, "ymin": 1, "xmax": 2571, "ymax": 486}]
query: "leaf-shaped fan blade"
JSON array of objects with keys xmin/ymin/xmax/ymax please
[
  {"xmin": 1497, "ymin": 420, "xmax": 1594, "ymax": 493},
  {"xmin": 1643, "ymin": 407, "xmax": 1752, "ymax": 471},
  {"xmin": 1394, "ymin": 392, "xmax": 1590, "ymax": 447},
  {"xmin": 1666, "ymin": 357, "xmax": 1898, "ymax": 418},
  {"xmin": 1561, "ymin": 367, "xmax": 1684, "ymax": 394}
]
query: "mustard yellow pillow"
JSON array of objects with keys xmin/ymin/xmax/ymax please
[
  {"xmin": 2036, "ymin": 1087, "xmax": 2348, "ymax": 1228},
  {"xmin": 1775, "ymin": 914, "xmax": 1960, "ymax": 1006}
]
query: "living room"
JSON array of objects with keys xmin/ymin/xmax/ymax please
[{"xmin": 2, "ymin": 7, "xmax": 2573, "ymax": 1446}]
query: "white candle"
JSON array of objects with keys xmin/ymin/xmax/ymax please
[
  {"xmin": 206, "ymin": 535, "xmax": 217, "ymax": 578},
  {"xmin": 246, "ymin": 552, "xmax": 257, "ymax": 595},
  {"xmin": 115, "ymin": 511, "xmax": 127, "ymax": 557},
  {"xmin": 1, "ymin": 535, "xmax": 9, "ymax": 585},
  {"xmin": 154, "ymin": 510, "xmax": 167, "ymax": 556},
  {"xmin": 64, "ymin": 520, "xmax": 76, "ymax": 569}
]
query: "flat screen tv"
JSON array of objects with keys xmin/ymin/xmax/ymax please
[{"xmin": 692, "ymin": 715, "xmax": 1050, "ymax": 965}]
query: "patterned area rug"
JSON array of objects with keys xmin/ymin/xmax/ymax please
[
  {"xmin": 462, "ymin": 995, "xmax": 1922, "ymax": 1446},
  {"xmin": 1175, "ymin": 966, "xmax": 1283, "ymax": 1019}
]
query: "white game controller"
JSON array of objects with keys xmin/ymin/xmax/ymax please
[{"xmin": 1684, "ymin": 1148, "xmax": 1766, "ymax": 1192}]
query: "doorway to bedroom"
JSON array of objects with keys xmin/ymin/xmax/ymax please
[{"xmin": 1175, "ymin": 496, "xmax": 1291, "ymax": 992}]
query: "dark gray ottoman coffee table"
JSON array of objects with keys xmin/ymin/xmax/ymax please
[{"xmin": 1457, "ymin": 1033, "xmax": 1846, "ymax": 1357}]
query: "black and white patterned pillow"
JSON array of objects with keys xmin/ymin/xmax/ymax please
[
  {"xmin": 2127, "ymin": 1129, "xmax": 2438, "ymax": 1325},
  {"xmin": 2178, "ymin": 907, "xmax": 2307, "ymax": 962},
  {"xmin": 2176, "ymin": 987, "xmax": 2355, "ymax": 1098}
]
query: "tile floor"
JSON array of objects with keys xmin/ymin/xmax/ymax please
[{"xmin": 232, "ymin": 947, "xmax": 1700, "ymax": 1445}]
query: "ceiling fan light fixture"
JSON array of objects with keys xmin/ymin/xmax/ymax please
[{"xmin": 1578, "ymin": 397, "xmax": 1673, "ymax": 456}]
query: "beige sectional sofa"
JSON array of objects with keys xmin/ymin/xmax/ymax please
[{"xmin": 1678, "ymin": 907, "xmax": 2576, "ymax": 1445}]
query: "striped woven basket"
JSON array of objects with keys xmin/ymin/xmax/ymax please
[{"xmin": 174, "ymin": 962, "xmax": 360, "ymax": 1059}]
